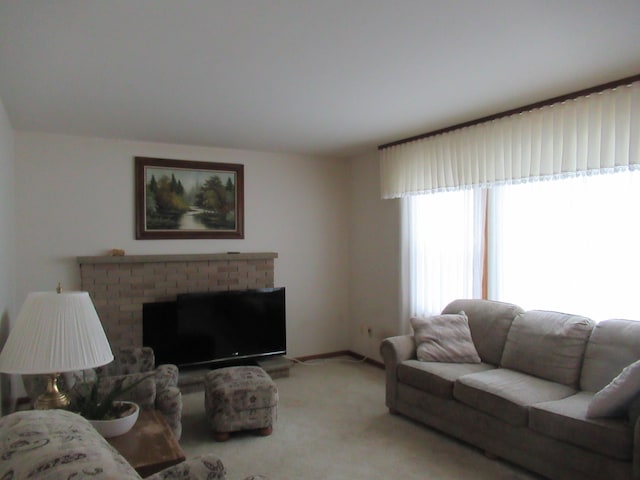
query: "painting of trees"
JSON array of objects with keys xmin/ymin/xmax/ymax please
[
  {"xmin": 193, "ymin": 176, "xmax": 236, "ymax": 228},
  {"xmin": 145, "ymin": 174, "xmax": 190, "ymax": 229},
  {"xmin": 136, "ymin": 157, "xmax": 244, "ymax": 239}
]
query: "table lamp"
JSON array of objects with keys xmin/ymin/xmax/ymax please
[{"xmin": 0, "ymin": 287, "xmax": 114, "ymax": 409}]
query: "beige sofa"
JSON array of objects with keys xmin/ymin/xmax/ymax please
[{"xmin": 380, "ymin": 299, "xmax": 640, "ymax": 480}]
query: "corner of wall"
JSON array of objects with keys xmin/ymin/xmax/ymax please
[
  {"xmin": 347, "ymin": 149, "xmax": 402, "ymax": 361},
  {"xmin": 0, "ymin": 94, "xmax": 18, "ymax": 414}
]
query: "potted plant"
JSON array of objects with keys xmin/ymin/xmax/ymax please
[{"xmin": 72, "ymin": 372, "xmax": 153, "ymax": 438}]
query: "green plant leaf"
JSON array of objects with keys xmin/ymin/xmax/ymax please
[{"xmin": 72, "ymin": 371, "xmax": 153, "ymax": 420}]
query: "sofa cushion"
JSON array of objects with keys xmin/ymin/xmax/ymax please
[
  {"xmin": 397, "ymin": 359, "xmax": 496, "ymax": 398},
  {"xmin": 500, "ymin": 310, "xmax": 594, "ymax": 387},
  {"xmin": 581, "ymin": 318, "xmax": 640, "ymax": 393},
  {"xmin": 453, "ymin": 368, "xmax": 577, "ymax": 427},
  {"xmin": 442, "ymin": 299, "xmax": 523, "ymax": 365},
  {"xmin": 587, "ymin": 359, "xmax": 640, "ymax": 418},
  {"xmin": 411, "ymin": 313, "xmax": 481, "ymax": 363},
  {"xmin": 530, "ymin": 391, "xmax": 633, "ymax": 461}
]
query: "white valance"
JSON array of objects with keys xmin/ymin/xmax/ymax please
[{"xmin": 380, "ymin": 81, "xmax": 640, "ymax": 199}]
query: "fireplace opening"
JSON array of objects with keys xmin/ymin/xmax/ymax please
[{"xmin": 143, "ymin": 287, "xmax": 286, "ymax": 369}]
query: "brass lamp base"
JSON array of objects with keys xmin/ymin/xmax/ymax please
[{"xmin": 34, "ymin": 373, "xmax": 70, "ymax": 410}]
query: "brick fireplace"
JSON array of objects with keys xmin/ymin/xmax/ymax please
[{"xmin": 78, "ymin": 252, "xmax": 277, "ymax": 351}]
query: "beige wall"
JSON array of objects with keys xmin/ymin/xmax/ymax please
[
  {"xmin": 0, "ymin": 97, "xmax": 17, "ymax": 412},
  {"xmin": 348, "ymin": 150, "xmax": 403, "ymax": 361},
  {"xmin": 9, "ymin": 130, "xmax": 403, "ymax": 380},
  {"xmin": 14, "ymin": 132, "xmax": 351, "ymax": 359}
]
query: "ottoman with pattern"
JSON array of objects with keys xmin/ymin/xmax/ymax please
[{"xmin": 204, "ymin": 366, "xmax": 278, "ymax": 441}]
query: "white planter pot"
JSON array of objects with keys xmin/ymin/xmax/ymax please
[{"xmin": 89, "ymin": 401, "xmax": 139, "ymax": 438}]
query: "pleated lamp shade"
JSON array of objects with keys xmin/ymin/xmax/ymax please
[{"xmin": 0, "ymin": 291, "xmax": 114, "ymax": 374}]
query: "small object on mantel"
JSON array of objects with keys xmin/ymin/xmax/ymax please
[{"xmin": 110, "ymin": 249, "xmax": 126, "ymax": 256}]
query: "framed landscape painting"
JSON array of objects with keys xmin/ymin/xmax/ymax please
[{"xmin": 135, "ymin": 157, "xmax": 244, "ymax": 239}]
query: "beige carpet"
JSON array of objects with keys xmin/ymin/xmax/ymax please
[{"xmin": 179, "ymin": 357, "xmax": 540, "ymax": 480}]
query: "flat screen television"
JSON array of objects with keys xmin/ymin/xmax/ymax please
[{"xmin": 143, "ymin": 287, "xmax": 286, "ymax": 368}]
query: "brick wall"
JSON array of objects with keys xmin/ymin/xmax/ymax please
[{"xmin": 78, "ymin": 253, "xmax": 277, "ymax": 350}]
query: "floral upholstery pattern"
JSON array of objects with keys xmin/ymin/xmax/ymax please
[
  {"xmin": 204, "ymin": 366, "xmax": 278, "ymax": 434},
  {"xmin": 23, "ymin": 347, "xmax": 183, "ymax": 439},
  {"xmin": 156, "ymin": 363, "xmax": 180, "ymax": 390},
  {"xmin": 94, "ymin": 372, "xmax": 157, "ymax": 410},
  {"xmin": 157, "ymin": 383, "xmax": 183, "ymax": 438},
  {"xmin": 1, "ymin": 409, "xmax": 143, "ymax": 479},
  {"xmin": 147, "ymin": 456, "xmax": 226, "ymax": 480},
  {"xmin": 0, "ymin": 410, "xmax": 269, "ymax": 480},
  {"xmin": 109, "ymin": 346, "xmax": 156, "ymax": 375}
]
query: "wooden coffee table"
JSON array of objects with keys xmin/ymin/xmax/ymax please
[{"xmin": 107, "ymin": 410, "xmax": 186, "ymax": 477}]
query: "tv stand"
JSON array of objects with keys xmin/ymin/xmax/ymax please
[{"xmin": 177, "ymin": 355, "xmax": 292, "ymax": 393}]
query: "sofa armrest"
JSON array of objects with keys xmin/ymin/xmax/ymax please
[
  {"xmin": 157, "ymin": 385, "xmax": 183, "ymax": 440},
  {"xmin": 380, "ymin": 335, "xmax": 416, "ymax": 411},
  {"xmin": 146, "ymin": 453, "xmax": 227, "ymax": 480},
  {"xmin": 155, "ymin": 363, "xmax": 179, "ymax": 390},
  {"xmin": 380, "ymin": 334, "xmax": 416, "ymax": 366}
]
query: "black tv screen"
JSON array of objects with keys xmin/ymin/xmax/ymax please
[{"xmin": 143, "ymin": 287, "xmax": 286, "ymax": 367}]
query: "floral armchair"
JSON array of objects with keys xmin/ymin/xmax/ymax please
[{"xmin": 23, "ymin": 346, "xmax": 183, "ymax": 439}]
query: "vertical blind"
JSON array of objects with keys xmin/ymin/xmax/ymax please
[{"xmin": 380, "ymin": 80, "xmax": 640, "ymax": 198}]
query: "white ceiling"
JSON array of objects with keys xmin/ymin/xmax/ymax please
[{"xmin": 0, "ymin": 1, "xmax": 639, "ymax": 158}]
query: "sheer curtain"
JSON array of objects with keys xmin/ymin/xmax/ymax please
[
  {"xmin": 407, "ymin": 188, "xmax": 485, "ymax": 319},
  {"xmin": 489, "ymin": 171, "xmax": 640, "ymax": 321}
]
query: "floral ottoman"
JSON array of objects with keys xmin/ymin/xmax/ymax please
[{"xmin": 204, "ymin": 366, "xmax": 278, "ymax": 441}]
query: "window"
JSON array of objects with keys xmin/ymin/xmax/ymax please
[
  {"xmin": 408, "ymin": 171, "xmax": 640, "ymax": 322},
  {"xmin": 407, "ymin": 188, "xmax": 483, "ymax": 318}
]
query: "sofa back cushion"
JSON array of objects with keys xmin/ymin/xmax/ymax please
[
  {"xmin": 580, "ymin": 318, "xmax": 640, "ymax": 392},
  {"xmin": 500, "ymin": 310, "xmax": 595, "ymax": 387},
  {"xmin": 441, "ymin": 299, "xmax": 523, "ymax": 365}
]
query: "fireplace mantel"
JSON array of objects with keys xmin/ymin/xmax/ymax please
[
  {"xmin": 77, "ymin": 252, "xmax": 278, "ymax": 265},
  {"xmin": 78, "ymin": 252, "xmax": 278, "ymax": 350}
]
